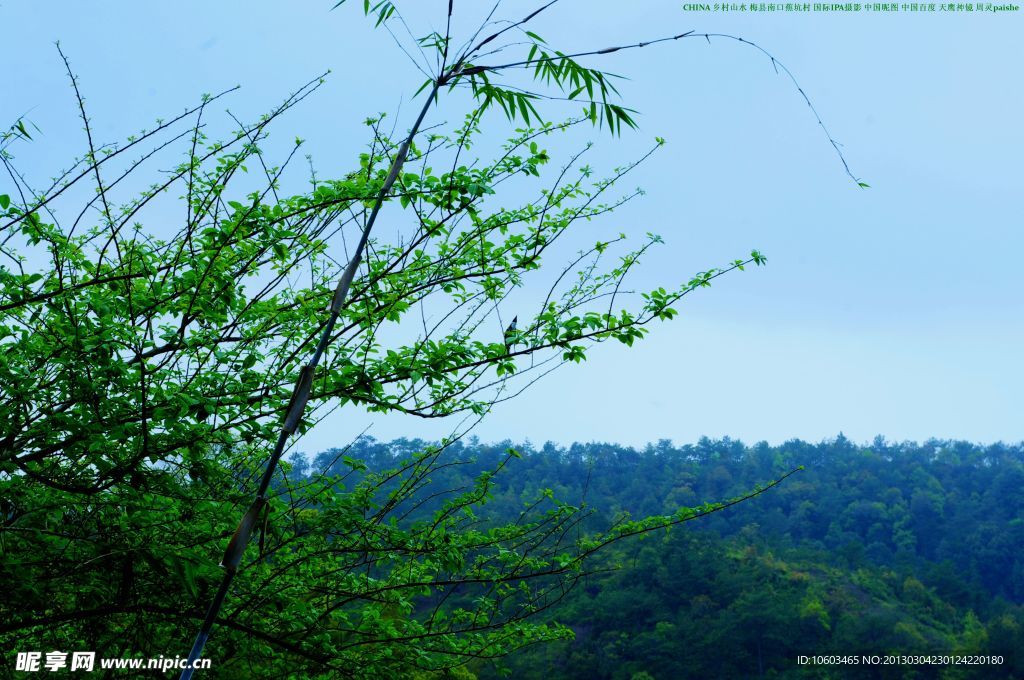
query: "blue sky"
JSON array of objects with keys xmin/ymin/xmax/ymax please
[{"xmin": 3, "ymin": 2, "xmax": 1021, "ymax": 450}]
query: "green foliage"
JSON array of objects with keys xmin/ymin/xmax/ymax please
[
  {"xmin": 301, "ymin": 438, "xmax": 1015, "ymax": 675},
  {"xmin": 462, "ymin": 44, "xmax": 638, "ymax": 136},
  {"xmin": 0, "ymin": 1, "xmax": 867, "ymax": 675},
  {"xmin": 0, "ymin": 11, "xmax": 770, "ymax": 678},
  {"xmin": 312, "ymin": 436, "xmax": 1018, "ymax": 679}
]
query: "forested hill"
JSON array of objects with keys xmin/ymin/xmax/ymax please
[{"xmin": 293, "ymin": 436, "xmax": 1024, "ymax": 678}]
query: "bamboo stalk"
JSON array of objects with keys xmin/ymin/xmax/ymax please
[{"xmin": 178, "ymin": 78, "xmax": 441, "ymax": 679}]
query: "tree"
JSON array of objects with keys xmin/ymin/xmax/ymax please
[{"xmin": 0, "ymin": 3, "xmax": 836, "ymax": 677}]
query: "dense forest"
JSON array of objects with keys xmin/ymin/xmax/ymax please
[{"xmin": 292, "ymin": 435, "xmax": 1024, "ymax": 679}]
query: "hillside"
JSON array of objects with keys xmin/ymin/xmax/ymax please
[{"xmin": 295, "ymin": 436, "xmax": 1024, "ymax": 678}]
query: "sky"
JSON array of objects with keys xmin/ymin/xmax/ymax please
[{"xmin": 2, "ymin": 1, "xmax": 1021, "ymax": 451}]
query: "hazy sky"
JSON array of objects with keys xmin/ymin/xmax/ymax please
[{"xmin": 3, "ymin": 2, "xmax": 1021, "ymax": 451}]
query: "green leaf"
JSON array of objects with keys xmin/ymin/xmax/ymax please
[
  {"xmin": 413, "ymin": 78, "xmax": 434, "ymax": 98},
  {"xmin": 15, "ymin": 119, "xmax": 33, "ymax": 140}
]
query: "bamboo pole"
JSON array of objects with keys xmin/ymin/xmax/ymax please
[{"xmin": 178, "ymin": 78, "xmax": 442, "ymax": 679}]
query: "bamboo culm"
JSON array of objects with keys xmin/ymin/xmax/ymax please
[{"xmin": 178, "ymin": 78, "xmax": 442, "ymax": 680}]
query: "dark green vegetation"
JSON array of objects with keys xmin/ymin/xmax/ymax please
[{"xmin": 295, "ymin": 436, "xmax": 1024, "ymax": 679}]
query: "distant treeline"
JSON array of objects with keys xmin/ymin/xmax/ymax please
[{"xmin": 293, "ymin": 435, "xmax": 1024, "ymax": 679}]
